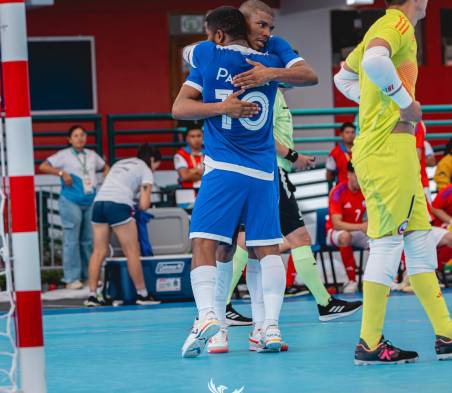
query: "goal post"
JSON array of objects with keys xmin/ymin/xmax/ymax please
[{"xmin": 0, "ymin": 1, "xmax": 47, "ymax": 392}]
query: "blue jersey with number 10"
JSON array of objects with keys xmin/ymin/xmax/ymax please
[{"xmin": 184, "ymin": 41, "xmax": 284, "ymax": 180}]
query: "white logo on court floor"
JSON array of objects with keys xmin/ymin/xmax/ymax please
[{"xmin": 208, "ymin": 378, "xmax": 245, "ymax": 393}]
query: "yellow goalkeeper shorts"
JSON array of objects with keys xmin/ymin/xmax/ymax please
[{"xmin": 353, "ymin": 133, "xmax": 431, "ymax": 239}]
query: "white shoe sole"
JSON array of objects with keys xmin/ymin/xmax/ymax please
[
  {"xmin": 136, "ymin": 300, "xmax": 161, "ymax": 305},
  {"xmin": 319, "ymin": 305, "xmax": 362, "ymax": 322},
  {"xmin": 249, "ymin": 342, "xmax": 288, "ymax": 352},
  {"xmin": 354, "ymin": 357, "xmax": 418, "ymax": 365},
  {"xmin": 255, "ymin": 338, "xmax": 282, "ymax": 353},
  {"xmin": 225, "ymin": 319, "xmax": 253, "ymax": 326},
  {"xmin": 437, "ymin": 353, "xmax": 452, "ymax": 360},
  {"xmin": 84, "ymin": 300, "xmax": 102, "ymax": 307},
  {"xmin": 182, "ymin": 323, "xmax": 221, "ymax": 358}
]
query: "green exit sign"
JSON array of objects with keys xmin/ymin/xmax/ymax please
[{"xmin": 181, "ymin": 15, "xmax": 204, "ymax": 34}]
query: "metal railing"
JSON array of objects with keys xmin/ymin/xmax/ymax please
[
  {"xmin": 105, "ymin": 106, "xmax": 452, "ymax": 161},
  {"xmin": 107, "ymin": 113, "xmax": 186, "ymax": 165},
  {"xmin": 36, "ymin": 184, "xmax": 62, "ymax": 270},
  {"xmin": 290, "ymin": 105, "xmax": 452, "ymax": 156},
  {"xmin": 32, "ymin": 114, "xmax": 103, "ymax": 165}
]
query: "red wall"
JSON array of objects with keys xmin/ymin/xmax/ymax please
[
  {"xmin": 26, "ymin": 0, "xmax": 278, "ymax": 163},
  {"xmin": 27, "ymin": 0, "xmax": 450, "ymax": 161}
]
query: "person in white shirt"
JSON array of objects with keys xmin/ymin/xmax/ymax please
[
  {"xmin": 39, "ymin": 125, "xmax": 109, "ymax": 290},
  {"xmin": 425, "ymin": 140, "xmax": 436, "ymax": 167},
  {"xmin": 85, "ymin": 144, "xmax": 161, "ymax": 307}
]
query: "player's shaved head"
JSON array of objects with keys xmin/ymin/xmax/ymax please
[
  {"xmin": 205, "ymin": 6, "xmax": 248, "ymax": 41},
  {"xmin": 239, "ymin": 0, "xmax": 274, "ymax": 18}
]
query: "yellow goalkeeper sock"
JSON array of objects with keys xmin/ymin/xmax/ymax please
[
  {"xmin": 360, "ymin": 280, "xmax": 390, "ymax": 349},
  {"xmin": 226, "ymin": 246, "xmax": 248, "ymax": 304},
  {"xmin": 410, "ymin": 272, "xmax": 452, "ymax": 338}
]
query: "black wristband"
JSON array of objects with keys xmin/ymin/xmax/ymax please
[{"xmin": 284, "ymin": 149, "xmax": 299, "ymax": 163}]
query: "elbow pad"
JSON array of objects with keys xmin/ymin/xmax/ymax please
[
  {"xmin": 362, "ymin": 46, "xmax": 413, "ymax": 109},
  {"xmin": 334, "ymin": 66, "xmax": 360, "ymax": 104}
]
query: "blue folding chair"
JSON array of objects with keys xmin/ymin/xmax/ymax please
[
  {"xmin": 312, "ymin": 208, "xmax": 339, "ymax": 292},
  {"xmin": 313, "ymin": 207, "xmax": 366, "ymax": 292}
]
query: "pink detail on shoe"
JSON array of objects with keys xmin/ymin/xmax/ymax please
[
  {"xmin": 208, "ymin": 347, "xmax": 228, "ymax": 354},
  {"xmin": 379, "ymin": 348, "xmax": 395, "ymax": 361}
]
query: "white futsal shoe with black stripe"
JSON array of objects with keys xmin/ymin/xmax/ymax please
[
  {"xmin": 318, "ymin": 297, "xmax": 362, "ymax": 321},
  {"xmin": 181, "ymin": 316, "xmax": 221, "ymax": 358}
]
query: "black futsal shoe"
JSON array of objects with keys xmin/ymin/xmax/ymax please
[
  {"xmin": 84, "ymin": 296, "xmax": 104, "ymax": 308},
  {"xmin": 355, "ymin": 337, "xmax": 418, "ymax": 365},
  {"xmin": 225, "ymin": 303, "xmax": 253, "ymax": 326},
  {"xmin": 436, "ymin": 335, "xmax": 452, "ymax": 360},
  {"xmin": 135, "ymin": 294, "xmax": 161, "ymax": 305},
  {"xmin": 317, "ymin": 297, "xmax": 362, "ymax": 321}
]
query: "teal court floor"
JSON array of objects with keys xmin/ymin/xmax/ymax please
[{"xmin": 15, "ymin": 291, "xmax": 452, "ymax": 392}]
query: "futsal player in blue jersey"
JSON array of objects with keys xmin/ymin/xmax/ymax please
[{"xmin": 173, "ymin": 6, "xmax": 288, "ymax": 358}]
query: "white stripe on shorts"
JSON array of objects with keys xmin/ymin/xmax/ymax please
[{"xmin": 189, "ymin": 232, "xmax": 232, "ymax": 244}]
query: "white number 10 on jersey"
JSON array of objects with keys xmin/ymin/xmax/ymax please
[{"xmin": 215, "ymin": 89, "xmax": 269, "ymax": 131}]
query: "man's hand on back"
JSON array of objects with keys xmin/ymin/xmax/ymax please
[
  {"xmin": 220, "ymin": 89, "xmax": 260, "ymax": 118},
  {"xmin": 232, "ymin": 59, "xmax": 272, "ymax": 89}
]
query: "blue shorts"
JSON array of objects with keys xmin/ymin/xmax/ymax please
[
  {"xmin": 190, "ymin": 169, "xmax": 282, "ymax": 246},
  {"xmin": 91, "ymin": 201, "xmax": 134, "ymax": 227}
]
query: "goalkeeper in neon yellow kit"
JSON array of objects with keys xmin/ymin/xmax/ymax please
[{"xmin": 334, "ymin": 0, "xmax": 452, "ymax": 364}]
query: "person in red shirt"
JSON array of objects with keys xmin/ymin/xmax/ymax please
[
  {"xmin": 325, "ymin": 162, "xmax": 368, "ymax": 293},
  {"xmin": 326, "ymin": 122, "xmax": 355, "ymax": 185},
  {"xmin": 415, "ymin": 121, "xmax": 432, "ymax": 203},
  {"xmin": 431, "ymin": 185, "xmax": 452, "ymax": 228},
  {"xmin": 430, "ymin": 185, "xmax": 452, "ymax": 269},
  {"xmin": 173, "ymin": 121, "xmax": 204, "ymax": 190}
]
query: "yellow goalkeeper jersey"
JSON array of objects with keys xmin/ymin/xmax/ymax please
[{"xmin": 346, "ymin": 8, "xmax": 418, "ymax": 164}]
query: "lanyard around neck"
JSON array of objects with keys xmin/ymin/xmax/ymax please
[{"xmin": 72, "ymin": 149, "xmax": 88, "ymax": 174}]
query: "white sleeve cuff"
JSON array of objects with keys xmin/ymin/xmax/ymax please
[
  {"xmin": 333, "ymin": 66, "xmax": 360, "ymax": 104},
  {"xmin": 285, "ymin": 57, "xmax": 304, "ymax": 69},
  {"xmin": 184, "ymin": 80, "xmax": 203, "ymax": 93}
]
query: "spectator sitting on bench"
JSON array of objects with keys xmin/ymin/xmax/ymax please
[
  {"xmin": 325, "ymin": 162, "xmax": 369, "ymax": 294},
  {"xmin": 429, "ymin": 184, "xmax": 452, "ymax": 271},
  {"xmin": 326, "ymin": 122, "xmax": 356, "ymax": 186},
  {"xmin": 174, "ymin": 120, "xmax": 204, "ymax": 192},
  {"xmin": 434, "ymin": 138, "xmax": 452, "ymax": 192},
  {"xmin": 85, "ymin": 144, "xmax": 162, "ymax": 307}
]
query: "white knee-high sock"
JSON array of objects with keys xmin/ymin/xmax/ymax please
[
  {"xmin": 260, "ymin": 255, "xmax": 285, "ymax": 330},
  {"xmin": 214, "ymin": 260, "xmax": 233, "ymax": 326},
  {"xmin": 246, "ymin": 258, "xmax": 265, "ymax": 330},
  {"xmin": 191, "ymin": 266, "xmax": 216, "ymax": 320}
]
